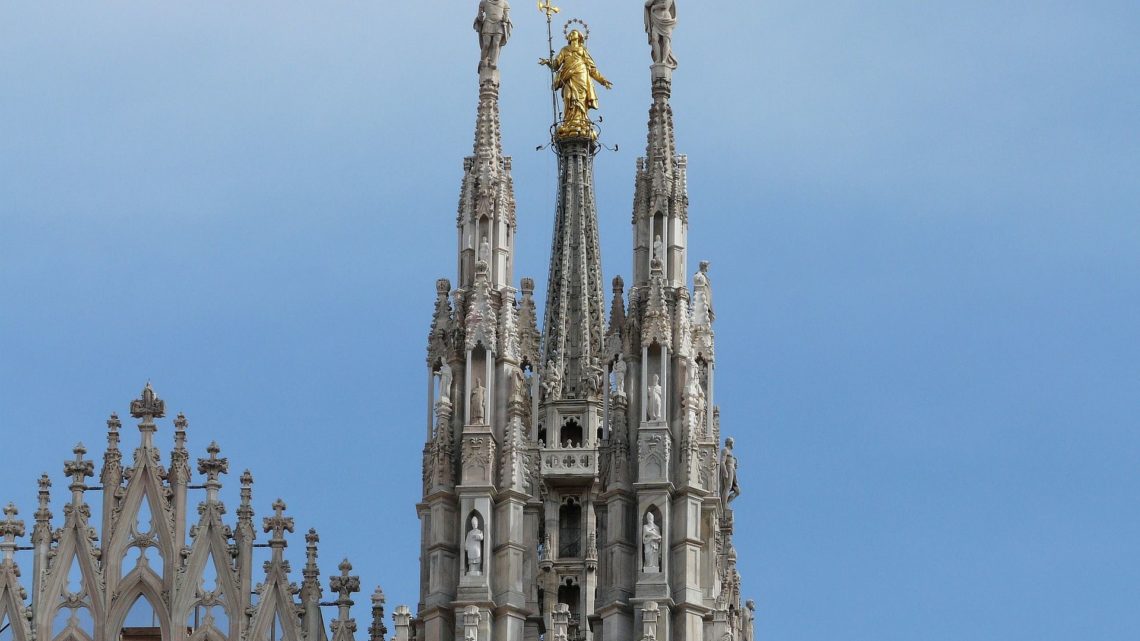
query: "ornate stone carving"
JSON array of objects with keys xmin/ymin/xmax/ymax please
[
  {"xmin": 462, "ymin": 435, "xmax": 494, "ymax": 484},
  {"xmin": 466, "ymin": 262, "xmax": 498, "ymax": 352},
  {"xmin": 637, "ymin": 431, "xmax": 671, "ymax": 482},
  {"xmin": 543, "ymin": 358, "xmax": 563, "ymax": 401}
]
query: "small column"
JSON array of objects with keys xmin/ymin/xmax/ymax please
[
  {"xmin": 550, "ymin": 604, "xmax": 570, "ymax": 641},
  {"xmin": 393, "ymin": 605, "xmax": 412, "ymax": 641},
  {"xmin": 640, "ymin": 602, "xmax": 659, "ymax": 641}
]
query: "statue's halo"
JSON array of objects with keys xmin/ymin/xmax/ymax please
[{"xmin": 563, "ymin": 18, "xmax": 590, "ymax": 41}]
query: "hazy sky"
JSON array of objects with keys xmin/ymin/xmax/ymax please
[{"xmin": 2, "ymin": 2, "xmax": 1138, "ymax": 640}]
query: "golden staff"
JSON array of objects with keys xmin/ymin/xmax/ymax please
[{"xmin": 537, "ymin": 0, "xmax": 561, "ymax": 126}]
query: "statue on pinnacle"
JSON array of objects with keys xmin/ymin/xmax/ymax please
[
  {"xmin": 474, "ymin": 0, "xmax": 512, "ymax": 73},
  {"xmin": 644, "ymin": 0, "xmax": 679, "ymax": 69},
  {"xmin": 539, "ymin": 26, "xmax": 613, "ymax": 140}
]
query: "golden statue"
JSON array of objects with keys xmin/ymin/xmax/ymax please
[{"xmin": 539, "ymin": 30, "xmax": 613, "ymax": 140}]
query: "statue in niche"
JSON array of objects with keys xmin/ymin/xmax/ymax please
[
  {"xmin": 692, "ymin": 260, "xmax": 714, "ymax": 324},
  {"xmin": 465, "ymin": 515, "xmax": 484, "ymax": 576},
  {"xmin": 612, "ymin": 354, "xmax": 627, "ymax": 397},
  {"xmin": 473, "ymin": 0, "xmax": 512, "ymax": 71},
  {"xmin": 471, "ymin": 378, "xmax": 487, "ymax": 424},
  {"xmin": 642, "ymin": 511, "xmax": 662, "ymax": 572},
  {"xmin": 438, "ymin": 362, "xmax": 454, "ymax": 403},
  {"xmin": 644, "ymin": 0, "xmax": 678, "ymax": 68},
  {"xmin": 652, "ymin": 234, "xmax": 664, "ymax": 264},
  {"xmin": 719, "ymin": 437, "xmax": 741, "ymax": 506},
  {"xmin": 543, "ymin": 359, "xmax": 563, "ymax": 399},
  {"xmin": 479, "ymin": 236, "xmax": 491, "ymax": 265},
  {"xmin": 647, "ymin": 374, "xmax": 664, "ymax": 421}
]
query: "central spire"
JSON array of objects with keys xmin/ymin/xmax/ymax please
[{"xmin": 539, "ymin": 26, "xmax": 613, "ymax": 401}]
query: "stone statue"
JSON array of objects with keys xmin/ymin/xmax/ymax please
[
  {"xmin": 644, "ymin": 0, "xmax": 678, "ymax": 68},
  {"xmin": 652, "ymin": 234, "xmax": 664, "ymax": 263},
  {"xmin": 719, "ymin": 437, "xmax": 741, "ymax": 506},
  {"xmin": 612, "ymin": 354, "xmax": 627, "ymax": 397},
  {"xmin": 471, "ymin": 378, "xmax": 487, "ymax": 424},
  {"xmin": 479, "ymin": 236, "xmax": 491, "ymax": 264},
  {"xmin": 473, "ymin": 0, "xmax": 512, "ymax": 71},
  {"xmin": 438, "ymin": 362, "xmax": 454, "ymax": 403},
  {"xmin": 642, "ymin": 511, "xmax": 662, "ymax": 572},
  {"xmin": 465, "ymin": 515, "xmax": 484, "ymax": 575},
  {"xmin": 539, "ymin": 30, "xmax": 613, "ymax": 140},
  {"xmin": 743, "ymin": 600, "xmax": 756, "ymax": 641},
  {"xmin": 692, "ymin": 260, "xmax": 713, "ymax": 324},
  {"xmin": 647, "ymin": 374, "xmax": 663, "ymax": 421},
  {"xmin": 543, "ymin": 359, "xmax": 563, "ymax": 399},
  {"xmin": 510, "ymin": 367, "xmax": 526, "ymax": 401}
]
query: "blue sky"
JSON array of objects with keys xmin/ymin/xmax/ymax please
[{"xmin": 1, "ymin": 2, "xmax": 1138, "ymax": 640}]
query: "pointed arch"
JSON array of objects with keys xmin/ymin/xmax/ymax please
[
  {"xmin": 106, "ymin": 578, "xmax": 171, "ymax": 641},
  {"xmin": 174, "ymin": 507, "xmax": 241, "ymax": 640},
  {"xmin": 105, "ymin": 470, "xmax": 173, "ymax": 590},
  {"xmin": 246, "ymin": 576, "xmax": 305, "ymax": 641},
  {"xmin": 41, "ymin": 528, "xmax": 104, "ymax": 635}
]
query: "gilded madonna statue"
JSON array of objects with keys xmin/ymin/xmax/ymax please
[{"xmin": 539, "ymin": 30, "xmax": 613, "ymax": 140}]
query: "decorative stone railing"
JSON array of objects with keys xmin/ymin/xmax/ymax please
[{"xmin": 539, "ymin": 445, "xmax": 598, "ymax": 477}]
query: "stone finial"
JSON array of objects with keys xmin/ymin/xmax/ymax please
[
  {"xmin": 130, "ymin": 382, "xmax": 166, "ymax": 420},
  {"xmin": 520, "ymin": 277, "xmax": 535, "ymax": 294},
  {"xmin": 64, "ymin": 443, "xmax": 94, "ymax": 505},
  {"xmin": 436, "ymin": 278, "xmax": 451, "ymax": 296},
  {"xmin": 329, "ymin": 559, "xmax": 361, "ymax": 641},
  {"xmin": 263, "ymin": 499, "xmax": 294, "ymax": 555},
  {"xmin": 392, "ymin": 605, "xmax": 412, "ymax": 641},
  {"xmin": 368, "ymin": 586, "xmax": 388, "ymax": 641},
  {"xmin": 303, "ymin": 528, "xmax": 320, "ymax": 577},
  {"xmin": 0, "ymin": 503, "xmax": 25, "ymax": 565},
  {"xmin": 102, "ymin": 413, "xmax": 124, "ymax": 485},
  {"xmin": 640, "ymin": 601, "xmax": 660, "ymax": 641},
  {"xmin": 34, "ymin": 474, "xmax": 52, "ymax": 524},
  {"xmin": 237, "ymin": 470, "xmax": 254, "ymax": 529},
  {"xmin": 197, "ymin": 441, "xmax": 229, "ymax": 502}
]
